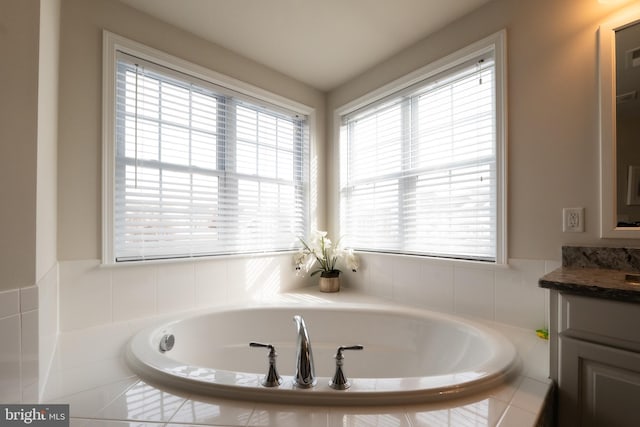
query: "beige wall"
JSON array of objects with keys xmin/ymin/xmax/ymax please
[
  {"xmin": 0, "ymin": 0, "xmax": 40, "ymax": 291},
  {"xmin": 327, "ymin": 0, "xmax": 640, "ymax": 261},
  {"xmin": 57, "ymin": 0, "xmax": 326, "ymax": 261},
  {"xmin": 37, "ymin": 0, "xmax": 60, "ymax": 282},
  {"xmin": 42, "ymin": 0, "xmax": 640, "ymax": 265}
]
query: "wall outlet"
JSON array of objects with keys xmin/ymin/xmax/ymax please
[{"xmin": 563, "ymin": 207, "xmax": 584, "ymax": 232}]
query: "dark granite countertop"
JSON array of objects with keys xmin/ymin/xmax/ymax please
[{"xmin": 539, "ymin": 267, "xmax": 640, "ymax": 303}]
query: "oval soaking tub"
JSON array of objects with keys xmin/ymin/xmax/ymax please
[{"xmin": 126, "ymin": 302, "xmax": 518, "ymax": 406}]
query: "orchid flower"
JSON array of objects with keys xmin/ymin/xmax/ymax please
[
  {"xmin": 294, "ymin": 230, "xmax": 358, "ymax": 277},
  {"xmin": 345, "ymin": 248, "xmax": 359, "ymax": 272}
]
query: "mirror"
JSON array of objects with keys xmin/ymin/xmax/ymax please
[{"xmin": 600, "ymin": 8, "xmax": 640, "ymax": 238}]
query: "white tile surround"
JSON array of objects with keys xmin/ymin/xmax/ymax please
[
  {"xmin": 1, "ymin": 253, "xmax": 555, "ymax": 425},
  {"xmin": 57, "ymin": 254, "xmax": 559, "ymax": 333},
  {"xmin": 58, "ymin": 254, "xmax": 307, "ymax": 332},
  {"xmin": 0, "ymin": 287, "xmax": 22, "ymax": 402},
  {"xmin": 0, "ymin": 262, "xmax": 58, "ymax": 403}
]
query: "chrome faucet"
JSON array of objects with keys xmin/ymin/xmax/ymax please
[{"xmin": 293, "ymin": 315, "xmax": 316, "ymax": 388}]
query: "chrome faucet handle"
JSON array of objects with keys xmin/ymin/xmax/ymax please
[
  {"xmin": 329, "ymin": 345, "xmax": 364, "ymax": 390},
  {"xmin": 249, "ymin": 342, "xmax": 283, "ymax": 387}
]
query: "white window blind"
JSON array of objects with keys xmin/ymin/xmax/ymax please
[
  {"xmin": 340, "ymin": 52, "xmax": 499, "ymax": 262},
  {"xmin": 113, "ymin": 51, "xmax": 308, "ymax": 262}
]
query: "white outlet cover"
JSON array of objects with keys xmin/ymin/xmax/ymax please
[{"xmin": 563, "ymin": 207, "xmax": 584, "ymax": 232}]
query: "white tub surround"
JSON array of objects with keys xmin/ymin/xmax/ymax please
[
  {"xmin": 0, "ymin": 287, "xmax": 24, "ymax": 402},
  {"xmin": 58, "ymin": 256, "xmax": 559, "ymax": 333},
  {"xmin": 58, "ymin": 255, "xmax": 306, "ymax": 332},
  {"xmin": 45, "ymin": 290, "xmax": 551, "ymax": 427},
  {"xmin": 38, "ymin": 262, "xmax": 60, "ymax": 401},
  {"xmin": 126, "ymin": 303, "xmax": 518, "ymax": 406},
  {"xmin": 0, "ymin": 283, "xmax": 42, "ymax": 403},
  {"xmin": 0, "ymin": 261, "xmax": 58, "ymax": 404}
]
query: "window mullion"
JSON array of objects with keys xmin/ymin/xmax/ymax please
[
  {"xmin": 158, "ymin": 79, "xmax": 165, "ymax": 258},
  {"xmin": 399, "ymin": 97, "xmax": 415, "ymax": 250},
  {"xmin": 223, "ymin": 98, "xmax": 239, "ymax": 249},
  {"xmin": 188, "ymin": 85, "xmax": 194, "ymax": 248},
  {"xmin": 295, "ymin": 119, "xmax": 309, "ymax": 238}
]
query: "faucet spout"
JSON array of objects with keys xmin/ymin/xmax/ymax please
[{"xmin": 293, "ymin": 315, "xmax": 316, "ymax": 388}]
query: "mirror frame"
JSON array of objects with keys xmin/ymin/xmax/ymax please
[{"xmin": 599, "ymin": 7, "xmax": 640, "ymax": 238}]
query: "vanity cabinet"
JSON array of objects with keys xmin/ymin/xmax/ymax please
[{"xmin": 550, "ymin": 291, "xmax": 640, "ymax": 427}]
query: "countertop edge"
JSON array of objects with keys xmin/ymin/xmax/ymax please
[{"xmin": 539, "ymin": 268, "xmax": 640, "ymax": 304}]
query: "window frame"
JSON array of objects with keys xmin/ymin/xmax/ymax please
[
  {"xmin": 333, "ymin": 30, "xmax": 507, "ymax": 265},
  {"xmin": 102, "ymin": 31, "xmax": 315, "ymax": 265}
]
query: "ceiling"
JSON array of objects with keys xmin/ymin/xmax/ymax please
[{"xmin": 118, "ymin": 0, "xmax": 491, "ymax": 91}]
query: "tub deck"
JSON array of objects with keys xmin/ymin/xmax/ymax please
[{"xmin": 44, "ymin": 290, "xmax": 552, "ymax": 427}]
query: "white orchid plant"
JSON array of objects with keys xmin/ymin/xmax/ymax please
[{"xmin": 294, "ymin": 230, "xmax": 359, "ymax": 277}]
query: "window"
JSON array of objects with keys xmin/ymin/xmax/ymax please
[
  {"xmin": 103, "ymin": 33, "xmax": 310, "ymax": 263},
  {"xmin": 339, "ymin": 32, "xmax": 506, "ymax": 263}
]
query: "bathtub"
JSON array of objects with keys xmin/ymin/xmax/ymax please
[{"xmin": 126, "ymin": 301, "xmax": 518, "ymax": 406}]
